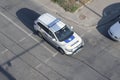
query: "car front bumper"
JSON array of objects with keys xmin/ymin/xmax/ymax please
[{"xmin": 65, "ymin": 41, "xmax": 84, "ymax": 55}]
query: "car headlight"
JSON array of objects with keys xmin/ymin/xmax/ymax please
[{"xmin": 65, "ymin": 48, "xmax": 73, "ymax": 52}]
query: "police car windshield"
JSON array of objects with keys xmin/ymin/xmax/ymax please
[{"xmin": 55, "ymin": 25, "xmax": 73, "ymax": 41}]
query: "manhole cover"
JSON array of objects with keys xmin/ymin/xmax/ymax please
[{"xmin": 79, "ymin": 14, "xmax": 86, "ymax": 20}]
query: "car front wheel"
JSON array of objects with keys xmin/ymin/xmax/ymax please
[{"xmin": 58, "ymin": 47, "xmax": 65, "ymax": 55}]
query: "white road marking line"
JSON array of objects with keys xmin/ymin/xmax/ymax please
[
  {"xmin": 45, "ymin": 52, "xmax": 58, "ymax": 63},
  {"xmin": 27, "ymin": 33, "xmax": 33, "ymax": 37},
  {"xmin": 1, "ymin": 49, "xmax": 8, "ymax": 54},
  {"xmin": 19, "ymin": 37, "xmax": 26, "ymax": 42},
  {"xmin": 52, "ymin": 52, "xmax": 58, "ymax": 57},
  {"xmin": 35, "ymin": 63, "xmax": 42, "ymax": 69},
  {"xmin": 35, "ymin": 55, "xmax": 55, "ymax": 68},
  {"xmin": 41, "ymin": 44, "xmax": 57, "ymax": 55},
  {"xmin": 45, "ymin": 58, "xmax": 51, "ymax": 63},
  {"xmin": 35, "ymin": 52, "xmax": 58, "ymax": 69},
  {"xmin": 0, "ymin": 11, "xmax": 58, "ymax": 56}
]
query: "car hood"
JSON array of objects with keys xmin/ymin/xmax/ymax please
[
  {"xmin": 110, "ymin": 21, "xmax": 120, "ymax": 38},
  {"xmin": 62, "ymin": 33, "xmax": 82, "ymax": 49}
]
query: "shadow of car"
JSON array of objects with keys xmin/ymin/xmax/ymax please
[
  {"xmin": 16, "ymin": 8, "xmax": 43, "ymax": 34},
  {"xmin": 96, "ymin": 3, "xmax": 120, "ymax": 41}
]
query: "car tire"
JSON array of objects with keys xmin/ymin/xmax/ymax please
[{"xmin": 58, "ymin": 47, "xmax": 65, "ymax": 55}]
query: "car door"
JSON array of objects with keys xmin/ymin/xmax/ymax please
[
  {"xmin": 37, "ymin": 22, "xmax": 58, "ymax": 46},
  {"xmin": 47, "ymin": 30, "xmax": 58, "ymax": 47},
  {"xmin": 37, "ymin": 22, "xmax": 49, "ymax": 37}
]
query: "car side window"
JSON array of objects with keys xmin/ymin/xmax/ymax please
[
  {"xmin": 37, "ymin": 22, "xmax": 45, "ymax": 29},
  {"xmin": 37, "ymin": 22, "xmax": 55, "ymax": 38},
  {"xmin": 37, "ymin": 22, "xmax": 49, "ymax": 32},
  {"xmin": 48, "ymin": 31, "xmax": 55, "ymax": 38}
]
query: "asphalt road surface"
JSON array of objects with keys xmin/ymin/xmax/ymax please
[{"xmin": 0, "ymin": 0, "xmax": 120, "ymax": 80}]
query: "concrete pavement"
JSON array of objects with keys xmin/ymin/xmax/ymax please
[{"xmin": 0, "ymin": 0, "xmax": 120, "ymax": 80}]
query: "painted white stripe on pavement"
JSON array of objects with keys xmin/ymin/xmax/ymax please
[{"xmin": 1, "ymin": 49, "xmax": 8, "ymax": 54}]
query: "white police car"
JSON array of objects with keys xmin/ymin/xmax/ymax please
[{"xmin": 34, "ymin": 13, "xmax": 84, "ymax": 55}]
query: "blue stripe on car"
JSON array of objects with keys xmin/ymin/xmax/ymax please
[
  {"xmin": 64, "ymin": 35, "xmax": 75, "ymax": 43},
  {"xmin": 48, "ymin": 18, "xmax": 60, "ymax": 28}
]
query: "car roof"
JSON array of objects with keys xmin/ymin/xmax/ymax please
[
  {"xmin": 38, "ymin": 13, "xmax": 56, "ymax": 25},
  {"xmin": 50, "ymin": 20, "xmax": 65, "ymax": 32},
  {"xmin": 38, "ymin": 13, "xmax": 65, "ymax": 32}
]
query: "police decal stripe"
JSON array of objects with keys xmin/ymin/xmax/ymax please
[
  {"xmin": 48, "ymin": 18, "xmax": 60, "ymax": 28},
  {"xmin": 64, "ymin": 35, "xmax": 75, "ymax": 43}
]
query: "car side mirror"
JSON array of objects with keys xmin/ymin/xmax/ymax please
[{"xmin": 71, "ymin": 26, "xmax": 73, "ymax": 30}]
